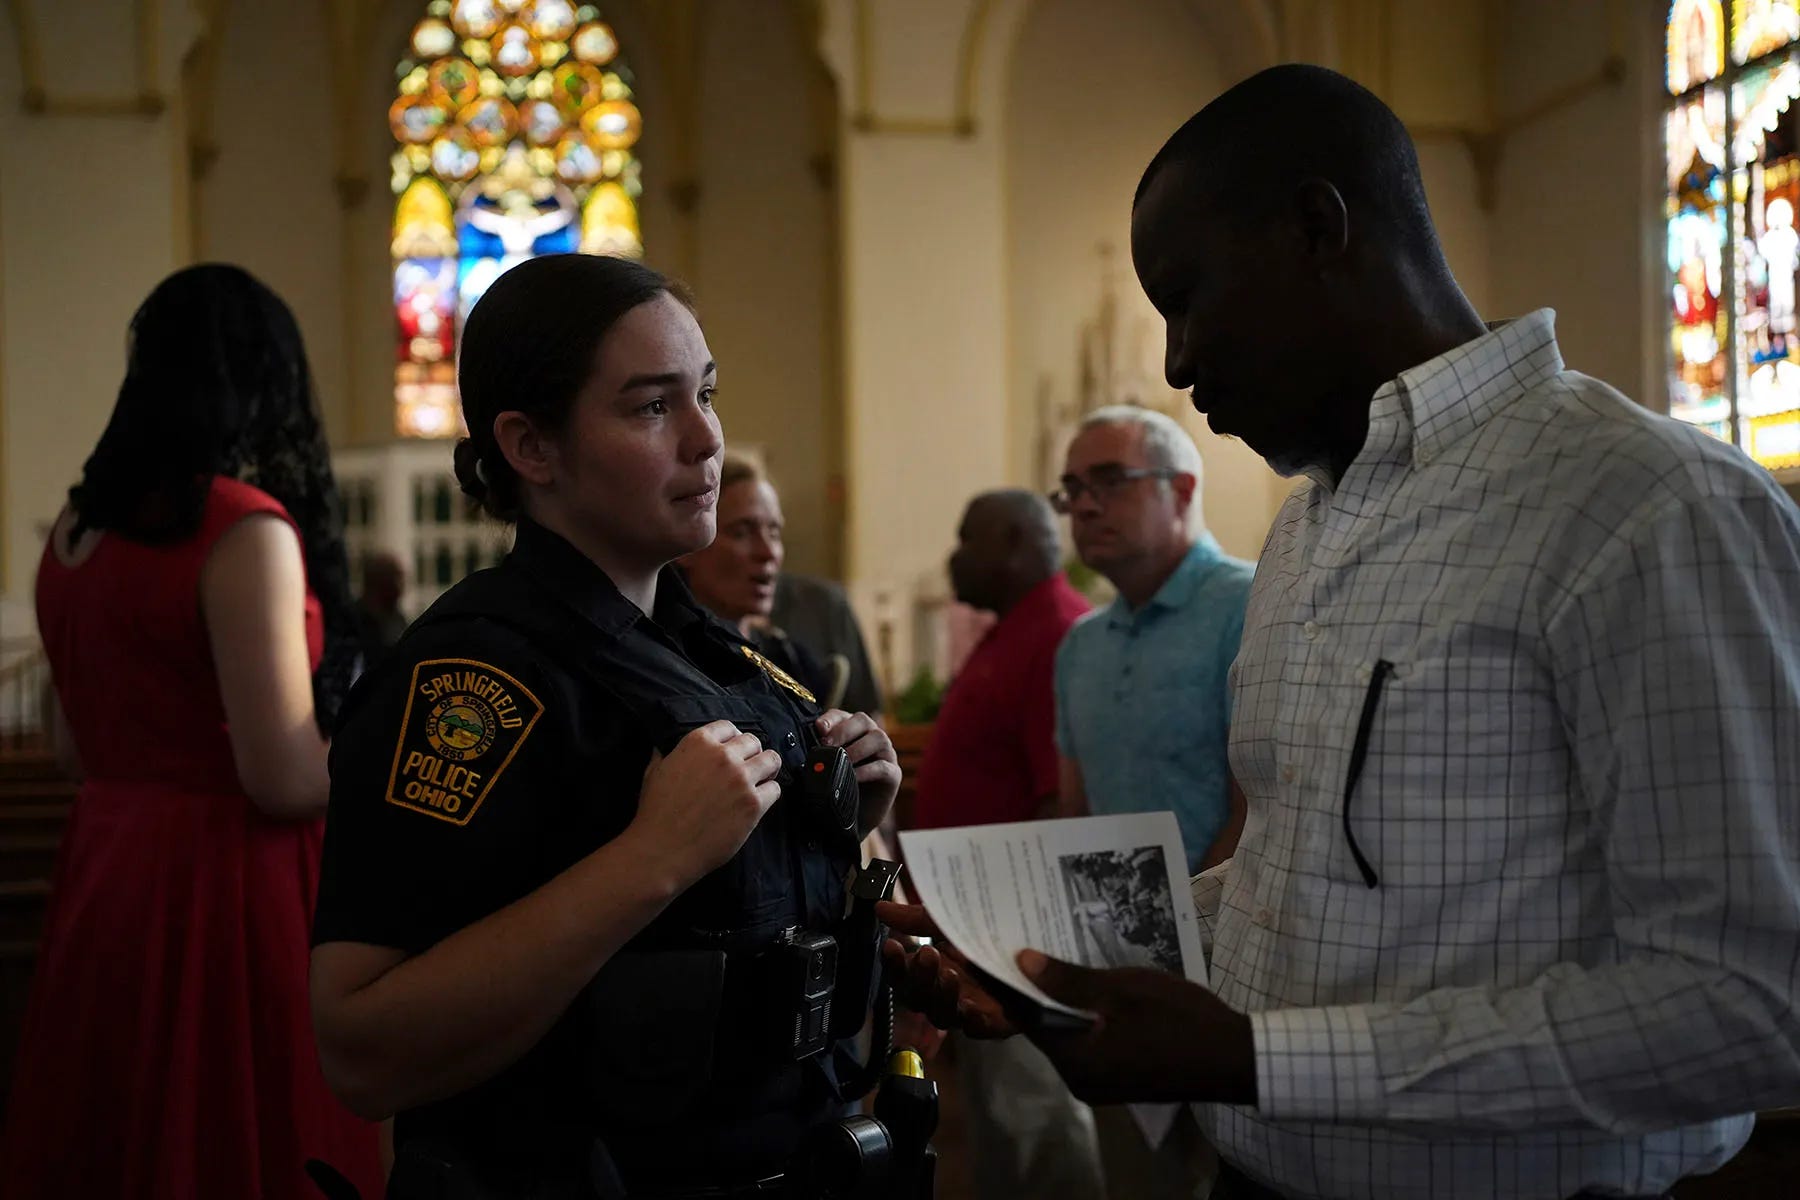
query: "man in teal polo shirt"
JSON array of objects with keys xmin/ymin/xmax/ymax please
[{"xmin": 1052, "ymin": 403, "xmax": 1253, "ymax": 1200}]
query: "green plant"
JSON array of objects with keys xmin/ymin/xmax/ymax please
[
  {"xmin": 891, "ymin": 663, "xmax": 946, "ymax": 725},
  {"xmin": 1064, "ymin": 554, "xmax": 1112, "ymax": 605}
]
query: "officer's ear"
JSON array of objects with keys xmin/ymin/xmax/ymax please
[{"xmin": 493, "ymin": 410, "xmax": 559, "ymax": 488}]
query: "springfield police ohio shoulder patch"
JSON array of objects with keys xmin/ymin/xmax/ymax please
[{"xmin": 385, "ymin": 658, "xmax": 544, "ymax": 826}]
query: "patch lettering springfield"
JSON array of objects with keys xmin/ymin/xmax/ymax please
[{"xmin": 384, "ymin": 658, "xmax": 544, "ymax": 826}]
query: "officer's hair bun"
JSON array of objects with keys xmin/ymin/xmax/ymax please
[
  {"xmin": 451, "ymin": 437, "xmax": 488, "ymax": 503},
  {"xmin": 452, "ymin": 435, "xmax": 522, "ymax": 522}
]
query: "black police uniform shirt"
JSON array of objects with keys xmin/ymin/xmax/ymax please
[{"xmin": 314, "ymin": 517, "xmax": 855, "ymax": 1185}]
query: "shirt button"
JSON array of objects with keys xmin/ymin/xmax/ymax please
[
  {"xmin": 1302, "ymin": 620, "xmax": 1321, "ymax": 641},
  {"xmin": 1280, "ymin": 764, "xmax": 1296, "ymax": 784},
  {"xmin": 1254, "ymin": 906, "xmax": 1274, "ymax": 928}
]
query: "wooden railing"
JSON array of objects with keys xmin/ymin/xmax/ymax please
[
  {"xmin": 0, "ymin": 685, "xmax": 72, "ymax": 1107},
  {"xmin": 886, "ymin": 721, "xmax": 932, "ymax": 834},
  {"xmin": 0, "ymin": 636, "xmax": 50, "ymax": 753}
]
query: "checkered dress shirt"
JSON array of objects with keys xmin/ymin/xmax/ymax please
[{"xmin": 1192, "ymin": 310, "xmax": 1800, "ymax": 1200}]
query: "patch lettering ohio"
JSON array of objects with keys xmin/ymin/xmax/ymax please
[{"xmin": 385, "ymin": 658, "xmax": 544, "ymax": 826}]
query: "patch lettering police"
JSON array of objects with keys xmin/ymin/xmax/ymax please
[{"xmin": 385, "ymin": 658, "xmax": 544, "ymax": 826}]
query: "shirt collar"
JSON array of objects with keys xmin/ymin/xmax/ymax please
[
  {"xmin": 1104, "ymin": 534, "xmax": 1224, "ymax": 628},
  {"xmin": 1368, "ymin": 308, "xmax": 1565, "ymax": 470},
  {"xmin": 990, "ymin": 572, "xmax": 1074, "ymax": 633},
  {"xmin": 508, "ymin": 517, "xmax": 704, "ymax": 638}
]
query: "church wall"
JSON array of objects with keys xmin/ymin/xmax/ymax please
[
  {"xmin": 201, "ymin": 0, "xmax": 351, "ymax": 443},
  {"xmin": 1413, "ymin": 139, "xmax": 1493, "ymax": 315},
  {"xmin": 1385, "ymin": 0, "xmax": 1489, "ymax": 130},
  {"xmin": 1488, "ymin": 0, "xmax": 1663, "ymax": 405},
  {"xmin": 688, "ymin": 0, "xmax": 837, "ymax": 579},
  {"xmin": 822, "ymin": 0, "xmax": 1021, "ymax": 685},
  {"xmin": 1003, "ymin": 0, "xmax": 1283, "ymax": 564},
  {"xmin": 0, "ymin": 0, "xmax": 192, "ymax": 599},
  {"xmin": 840, "ymin": 127, "xmax": 1013, "ymax": 610},
  {"xmin": 1345, "ymin": 0, "xmax": 1493, "ymax": 314}
]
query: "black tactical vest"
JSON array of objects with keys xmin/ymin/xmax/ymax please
[{"xmin": 376, "ymin": 521, "xmax": 862, "ymax": 1190}]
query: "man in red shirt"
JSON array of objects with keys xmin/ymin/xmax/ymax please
[
  {"xmin": 915, "ymin": 490, "xmax": 1092, "ymax": 830},
  {"xmin": 912, "ymin": 489, "xmax": 1101, "ymax": 1198}
]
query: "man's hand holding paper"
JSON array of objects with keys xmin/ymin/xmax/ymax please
[
  {"xmin": 879, "ymin": 900, "xmax": 1257, "ymax": 1105},
  {"xmin": 880, "ymin": 812, "xmax": 1259, "ymax": 1109}
]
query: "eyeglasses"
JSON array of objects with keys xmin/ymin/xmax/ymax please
[{"xmin": 1048, "ymin": 466, "xmax": 1180, "ymax": 514}]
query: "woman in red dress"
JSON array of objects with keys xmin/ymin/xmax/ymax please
[{"xmin": 0, "ymin": 265, "xmax": 384, "ymax": 1198}]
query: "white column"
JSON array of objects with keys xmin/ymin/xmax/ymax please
[{"xmin": 817, "ymin": 0, "xmax": 1030, "ymax": 694}]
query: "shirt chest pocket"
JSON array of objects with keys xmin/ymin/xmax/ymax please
[
  {"xmin": 1304, "ymin": 648, "xmax": 1567, "ymax": 890},
  {"xmin": 646, "ymin": 694, "xmax": 801, "ymax": 931},
  {"xmin": 651, "ymin": 693, "xmax": 804, "ymax": 769}
]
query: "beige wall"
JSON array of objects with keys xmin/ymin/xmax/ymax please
[
  {"xmin": 1004, "ymin": 0, "xmax": 1283, "ymax": 563},
  {"xmin": 1325, "ymin": 0, "xmax": 1661, "ymax": 405},
  {"xmin": 840, "ymin": 126, "xmax": 1013, "ymax": 581},
  {"xmin": 1356, "ymin": 0, "xmax": 1492, "ymax": 311},
  {"xmin": 201, "ymin": 0, "xmax": 350, "ymax": 441},
  {"xmin": 1488, "ymin": 0, "xmax": 1662, "ymax": 405},
  {"xmin": 820, "ymin": 0, "xmax": 1032, "ymax": 682},
  {"xmin": 688, "ymin": 0, "xmax": 838, "ymax": 578},
  {"xmin": 0, "ymin": 1, "xmax": 193, "ymax": 599}
]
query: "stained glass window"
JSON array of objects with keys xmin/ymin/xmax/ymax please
[
  {"xmin": 1733, "ymin": 0, "xmax": 1800, "ymax": 64},
  {"xmin": 1671, "ymin": 0, "xmax": 1728, "ymax": 92},
  {"xmin": 1666, "ymin": 1, "xmax": 1800, "ymax": 474},
  {"xmin": 391, "ymin": 0, "xmax": 643, "ymax": 438}
]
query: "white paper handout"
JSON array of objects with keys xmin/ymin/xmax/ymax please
[{"xmin": 897, "ymin": 812, "xmax": 1206, "ymax": 1147}]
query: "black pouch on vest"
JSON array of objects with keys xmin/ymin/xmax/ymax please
[{"xmin": 573, "ymin": 949, "xmax": 726, "ymax": 1122}]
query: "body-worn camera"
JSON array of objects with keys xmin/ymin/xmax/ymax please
[
  {"xmin": 768, "ymin": 859, "xmax": 904, "ymax": 1062},
  {"xmin": 773, "ymin": 928, "xmax": 838, "ymax": 1061}
]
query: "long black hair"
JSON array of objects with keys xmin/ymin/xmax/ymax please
[{"xmin": 68, "ymin": 263, "xmax": 359, "ymax": 732}]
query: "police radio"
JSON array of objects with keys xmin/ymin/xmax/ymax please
[{"xmin": 800, "ymin": 741, "xmax": 861, "ymax": 858}]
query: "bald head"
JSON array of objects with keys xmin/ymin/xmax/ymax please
[
  {"xmin": 1136, "ymin": 63, "xmax": 1438, "ymax": 262},
  {"xmin": 1129, "ymin": 64, "xmax": 1482, "ymax": 482},
  {"xmin": 948, "ymin": 489, "xmax": 1062, "ymax": 613},
  {"xmin": 968, "ymin": 490, "xmax": 1060, "ymax": 567}
]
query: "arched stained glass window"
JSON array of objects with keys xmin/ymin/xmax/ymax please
[
  {"xmin": 391, "ymin": 0, "xmax": 644, "ymax": 438},
  {"xmin": 1666, "ymin": 0, "xmax": 1800, "ymax": 473}
]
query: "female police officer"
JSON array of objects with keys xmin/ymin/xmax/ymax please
[{"xmin": 309, "ymin": 253, "xmax": 899, "ymax": 1199}]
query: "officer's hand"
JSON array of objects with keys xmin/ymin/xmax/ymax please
[
  {"xmin": 632, "ymin": 720, "xmax": 782, "ymax": 885},
  {"xmin": 1015, "ymin": 950, "xmax": 1258, "ymax": 1106},
  {"xmin": 876, "ymin": 901, "xmax": 1020, "ymax": 1040},
  {"xmin": 893, "ymin": 1005, "xmax": 948, "ymax": 1062},
  {"xmin": 814, "ymin": 710, "xmax": 900, "ymax": 826}
]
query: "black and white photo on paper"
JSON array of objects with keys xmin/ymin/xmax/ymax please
[{"xmin": 1057, "ymin": 845, "xmax": 1182, "ymax": 974}]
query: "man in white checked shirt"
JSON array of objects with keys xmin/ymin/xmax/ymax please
[{"xmin": 881, "ymin": 63, "xmax": 1800, "ymax": 1200}]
